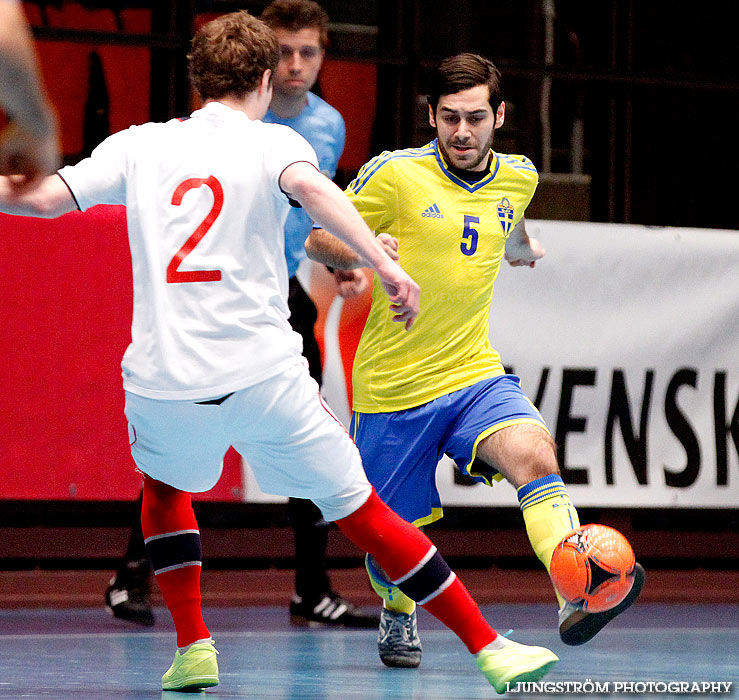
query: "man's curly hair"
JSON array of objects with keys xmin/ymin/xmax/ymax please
[{"xmin": 188, "ymin": 11, "xmax": 280, "ymax": 101}]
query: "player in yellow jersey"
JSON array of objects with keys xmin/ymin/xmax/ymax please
[{"xmin": 306, "ymin": 53, "xmax": 644, "ymax": 669}]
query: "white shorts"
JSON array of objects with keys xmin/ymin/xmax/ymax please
[{"xmin": 124, "ymin": 360, "xmax": 371, "ymax": 521}]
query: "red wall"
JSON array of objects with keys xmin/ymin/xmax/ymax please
[
  {"xmin": 2, "ymin": 5, "xmax": 376, "ymax": 501},
  {"xmin": 320, "ymin": 59, "xmax": 377, "ymax": 172},
  {"xmin": 24, "ymin": 3, "xmax": 152, "ymax": 158},
  {"xmin": 0, "ymin": 207, "xmax": 242, "ymax": 501}
]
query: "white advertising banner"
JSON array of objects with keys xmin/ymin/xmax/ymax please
[
  {"xmin": 248, "ymin": 221, "xmax": 739, "ymax": 509},
  {"xmin": 445, "ymin": 220, "xmax": 739, "ymax": 508}
]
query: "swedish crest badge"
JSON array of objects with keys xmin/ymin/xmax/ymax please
[{"xmin": 497, "ymin": 197, "xmax": 514, "ymax": 235}]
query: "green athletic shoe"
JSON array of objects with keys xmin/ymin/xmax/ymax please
[
  {"xmin": 476, "ymin": 639, "xmax": 559, "ymax": 694},
  {"xmin": 161, "ymin": 640, "xmax": 219, "ymax": 691}
]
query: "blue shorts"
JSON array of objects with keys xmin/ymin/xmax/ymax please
[{"xmin": 350, "ymin": 375, "xmax": 547, "ymax": 526}]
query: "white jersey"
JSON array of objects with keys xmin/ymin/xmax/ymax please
[{"xmin": 59, "ymin": 101, "xmax": 318, "ymax": 400}]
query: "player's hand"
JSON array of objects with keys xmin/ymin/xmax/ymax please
[
  {"xmin": 376, "ymin": 233, "xmax": 399, "ymax": 261},
  {"xmin": 0, "ymin": 120, "xmax": 60, "ymax": 194},
  {"xmin": 374, "ymin": 259, "xmax": 419, "ymax": 331},
  {"xmin": 359, "ymin": 233, "xmax": 399, "ymax": 267},
  {"xmin": 504, "ymin": 235, "xmax": 545, "ymax": 268},
  {"xmin": 333, "ymin": 268, "xmax": 368, "ymax": 298}
]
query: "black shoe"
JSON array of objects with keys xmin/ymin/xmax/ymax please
[
  {"xmin": 378, "ymin": 607, "xmax": 422, "ymax": 668},
  {"xmin": 290, "ymin": 592, "xmax": 381, "ymax": 629},
  {"xmin": 105, "ymin": 559, "xmax": 155, "ymax": 627},
  {"xmin": 559, "ymin": 562, "xmax": 645, "ymax": 646}
]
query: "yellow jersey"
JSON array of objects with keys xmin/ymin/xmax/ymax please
[{"xmin": 347, "ymin": 139, "xmax": 538, "ymax": 413}]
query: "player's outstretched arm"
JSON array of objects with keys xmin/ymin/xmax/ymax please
[
  {"xmin": 504, "ymin": 217, "xmax": 545, "ymax": 268},
  {"xmin": 305, "ymin": 228, "xmax": 398, "ymax": 270},
  {"xmin": 280, "ymin": 161, "xmax": 419, "ymax": 329},
  {"xmin": 305, "ymin": 226, "xmax": 362, "ymax": 269},
  {"xmin": 0, "ymin": 173, "xmax": 76, "ymax": 217},
  {"xmin": 0, "ymin": 1, "xmax": 60, "ymax": 191}
]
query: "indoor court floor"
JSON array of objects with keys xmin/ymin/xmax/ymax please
[{"xmin": 0, "ymin": 603, "xmax": 737, "ymax": 700}]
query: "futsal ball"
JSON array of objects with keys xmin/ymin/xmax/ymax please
[{"xmin": 550, "ymin": 524, "xmax": 636, "ymax": 613}]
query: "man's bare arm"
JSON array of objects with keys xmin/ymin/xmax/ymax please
[
  {"xmin": 305, "ymin": 227, "xmax": 362, "ymax": 269},
  {"xmin": 306, "ymin": 228, "xmax": 399, "ymax": 270},
  {"xmin": 280, "ymin": 161, "xmax": 419, "ymax": 329},
  {"xmin": 0, "ymin": 173, "xmax": 76, "ymax": 217},
  {"xmin": 0, "ymin": 1, "xmax": 60, "ymax": 190}
]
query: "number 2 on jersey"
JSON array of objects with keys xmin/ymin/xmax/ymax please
[{"xmin": 166, "ymin": 175, "xmax": 224, "ymax": 283}]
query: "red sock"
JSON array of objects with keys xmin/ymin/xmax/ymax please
[
  {"xmin": 336, "ymin": 489, "xmax": 497, "ymax": 653},
  {"xmin": 141, "ymin": 476, "xmax": 209, "ymax": 647},
  {"xmin": 422, "ymin": 577, "xmax": 498, "ymax": 653}
]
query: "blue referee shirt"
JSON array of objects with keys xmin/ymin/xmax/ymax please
[{"xmin": 263, "ymin": 92, "xmax": 346, "ymax": 278}]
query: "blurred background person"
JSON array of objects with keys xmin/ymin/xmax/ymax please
[{"xmin": 261, "ymin": 0, "xmax": 375, "ymax": 630}]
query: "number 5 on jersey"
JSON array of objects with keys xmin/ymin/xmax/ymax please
[
  {"xmin": 167, "ymin": 175, "xmax": 224, "ymax": 283},
  {"xmin": 461, "ymin": 214, "xmax": 479, "ymax": 256}
]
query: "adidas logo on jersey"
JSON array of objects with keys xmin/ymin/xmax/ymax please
[{"xmin": 421, "ymin": 203, "xmax": 444, "ymax": 219}]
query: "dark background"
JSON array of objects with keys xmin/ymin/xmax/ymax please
[{"xmin": 27, "ymin": 0, "xmax": 739, "ymax": 230}]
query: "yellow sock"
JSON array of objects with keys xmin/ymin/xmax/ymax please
[
  {"xmin": 517, "ymin": 474, "xmax": 580, "ymax": 607},
  {"xmin": 365, "ymin": 555, "xmax": 415, "ymax": 614}
]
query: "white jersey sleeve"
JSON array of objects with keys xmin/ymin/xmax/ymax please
[
  {"xmin": 262, "ymin": 124, "xmax": 319, "ymax": 196},
  {"xmin": 58, "ymin": 129, "xmax": 130, "ymax": 210}
]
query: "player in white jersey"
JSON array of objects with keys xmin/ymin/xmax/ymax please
[{"xmin": 0, "ymin": 11, "xmax": 558, "ymax": 693}]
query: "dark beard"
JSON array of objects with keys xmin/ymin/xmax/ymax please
[{"xmin": 438, "ymin": 131, "xmax": 494, "ymax": 171}]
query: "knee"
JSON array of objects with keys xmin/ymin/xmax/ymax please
[
  {"xmin": 530, "ymin": 432, "xmax": 559, "ymax": 477},
  {"xmin": 481, "ymin": 426, "xmax": 560, "ymax": 487}
]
